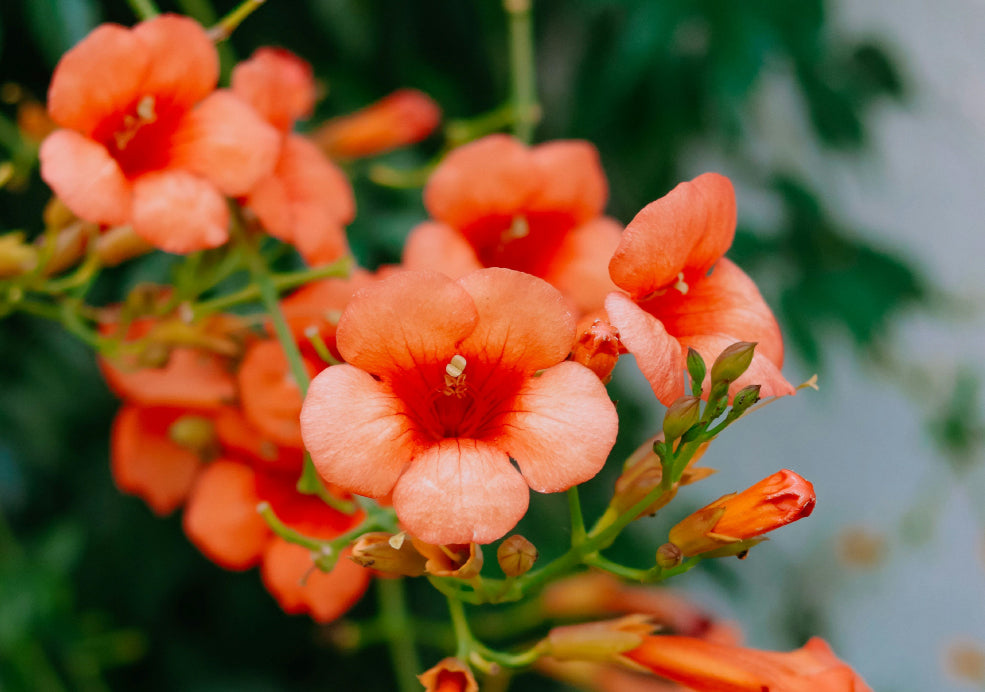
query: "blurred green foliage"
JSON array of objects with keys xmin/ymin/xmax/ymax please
[{"xmin": 0, "ymin": 0, "xmax": 935, "ymax": 689}]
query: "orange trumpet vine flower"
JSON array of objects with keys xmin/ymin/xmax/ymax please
[
  {"xmin": 403, "ymin": 134, "xmax": 622, "ymax": 314},
  {"xmin": 626, "ymin": 635, "xmax": 873, "ymax": 691},
  {"xmin": 300, "ymin": 268, "xmax": 618, "ymax": 544},
  {"xmin": 605, "ymin": 173, "xmax": 794, "ymax": 404},
  {"xmin": 232, "ymin": 48, "xmax": 355, "ymax": 266},
  {"xmin": 668, "ymin": 469, "xmax": 816, "ymax": 557},
  {"xmin": 39, "ymin": 15, "xmax": 279, "ymax": 253},
  {"xmin": 417, "ymin": 658, "xmax": 479, "ymax": 692}
]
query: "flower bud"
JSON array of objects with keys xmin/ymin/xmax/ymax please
[
  {"xmin": 350, "ymin": 532, "xmax": 428, "ymax": 576},
  {"xmin": 497, "ymin": 534, "xmax": 538, "ymax": 577},
  {"xmin": 570, "ymin": 315, "xmax": 622, "ymax": 383},
  {"xmin": 686, "ymin": 347, "xmax": 706, "ymax": 395},
  {"xmin": 168, "ymin": 415, "xmax": 219, "ymax": 460},
  {"xmin": 662, "ymin": 395, "xmax": 701, "ymax": 441},
  {"xmin": 709, "ymin": 341, "xmax": 756, "ymax": 385},
  {"xmin": 417, "ymin": 658, "xmax": 478, "ymax": 692},
  {"xmin": 668, "ymin": 469, "xmax": 816, "ymax": 557},
  {"xmin": 655, "ymin": 542, "xmax": 683, "ymax": 569},
  {"xmin": 410, "ymin": 539, "xmax": 483, "ymax": 578},
  {"xmin": 731, "ymin": 384, "xmax": 761, "ymax": 414},
  {"xmin": 546, "ymin": 615, "xmax": 656, "ymax": 664},
  {"xmin": 0, "ymin": 233, "xmax": 37, "ymax": 278}
]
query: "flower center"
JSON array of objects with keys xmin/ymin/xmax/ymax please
[{"xmin": 95, "ymin": 94, "xmax": 183, "ymax": 179}]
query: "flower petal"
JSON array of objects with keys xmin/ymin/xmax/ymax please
[
  {"xmin": 47, "ymin": 23, "xmax": 149, "ymax": 135},
  {"xmin": 609, "ymin": 173, "xmax": 736, "ymax": 299},
  {"xmin": 171, "ymin": 90, "xmax": 280, "ymax": 196},
  {"xmin": 39, "ymin": 130, "xmax": 131, "ymax": 226},
  {"xmin": 424, "ymin": 134, "xmax": 534, "ymax": 231},
  {"xmin": 392, "ymin": 438, "xmax": 528, "ymax": 544},
  {"xmin": 335, "ymin": 271, "xmax": 477, "ymax": 379},
  {"xmin": 182, "ymin": 460, "xmax": 269, "ymax": 570},
  {"xmin": 261, "ymin": 540, "xmax": 370, "ymax": 622},
  {"xmin": 110, "ymin": 405, "xmax": 201, "ymax": 515},
  {"xmin": 605, "ymin": 292, "xmax": 686, "ymax": 406},
  {"xmin": 301, "ymin": 364, "xmax": 420, "ymax": 497},
  {"xmin": 132, "ymin": 14, "xmax": 218, "ymax": 110},
  {"xmin": 651, "ymin": 259, "xmax": 785, "ymax": 368},
  {"xmin": 495, "ymin": 361, "xmax": 618, "ymax": 493},
  {"xmin": 132, "ymin": 170, "xmax": 229, "ymax": 253},
  {"xmin": 231, "ymin": 48, "xmax": 315, "ymax": 132},
  {"xmin": 456, "ymin": 268, "xmax": 575, "ymax": 373},
  {"xmin": 527, "ymin": 140, "xmax": 607, "ymax": 224},
  {"xmin": 543, "ymin": 216, "xmax": 623, "ymax": 315},
  {"xmin": 402, "ymin": 221, "xmax": 483, "ymax": 280}
]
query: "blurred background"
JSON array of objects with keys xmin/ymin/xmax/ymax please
[{"xmin": 0, "ymin": 0, "xmax": 983, "ymax": 690}]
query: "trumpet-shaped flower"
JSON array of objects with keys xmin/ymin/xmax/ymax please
[
  {"xmin": 403, "ymin": 135, "xmax": 622, "ymax": 314},
  {"xmin": 605, "ymin": 173, "xmax": 794, "ymax": 404},
  {"xmin": 300, "ymin": 269, "xmax": 618, "ymax": 544},
  {"xmin": 626, "ymin": 635, "xmax": 873, "ymax": 691},
  {"xmin": 40, "ymin": 15, "xmax": 280, "ymax": 253},
  {"xmin": 232, "ymin": 48, "xmax": 355, "ymax": 265}
]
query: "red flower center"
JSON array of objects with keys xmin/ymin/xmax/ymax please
[
  {"xmin": 93, "ymin": 94, "xmax": 183, "ymax": 178},
  {"xmin": 464, "ymin": 211, "xmax": 576, "ymax": 276}
]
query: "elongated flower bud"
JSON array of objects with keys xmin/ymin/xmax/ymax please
[
  {"xmin": 350, "ymin": 532, "xmax": 427, "ymax": 576},
  {"xmin": 668, "ymin": 469, "xmax": 815, "ymax": 557},
  {"xmin": 709, "ymin": 341, "xmax": 756, "ymax": 385},
  {"xmin": 546, "ymin": 615, "xmax": 656, "ymax": 665}
]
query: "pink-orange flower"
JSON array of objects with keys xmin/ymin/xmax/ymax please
[
  {"xmin": 313, "ymin": 88, "xmax": 441, "ymax": 160},
  {"xmin": 232, "ymin": 48, "xmax": 355, "ymax": 266},
  {"xmin": 605, "ymin": 173, "xmax": 794, "ymax": 404},
  {"xmin": 626, "ymin": 635, "xmax": 873, "ymax": 692},
  {"xmin": 403, "ymin": 134, "xmax": 622, "ymax": 314},
  {"xmin": 40, "ymin": 15, "xmax": 280, "ymax": 253},
  {"xmin": 300, "ymin": 269, "xmax": 619, "ymax": 544}
]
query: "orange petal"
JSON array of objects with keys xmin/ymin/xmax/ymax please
[
  {"xmin": 280, "ymin": 270, "xmax": 376, "ymax": 354},
  {"xmin": 132, "ymin": 170, "xmax": 229, "ymax": 253},
  {"xmin": 609, "ymin": 173, "xmax": 736, "ymax": 299},
  {"xmin": 651, "ymin": 259, "xmax": 785, "ymax": 368},
  {"xmin": 39, "ymin": 130, "xmax": 131, "ymax": 226},
  {"xmin": 247, "ymin": 135, "xmax": 353, "ymax": 265},
  {"xmin": 313, "ymin": 88, "xmax": 441, "ymax": 160},
  {"xmin": 254, "ymin": 468, "xmax": 360, "ymax": 540},
  {"xmin": 171, "ymin": 90, "xmax": 280, "ymax": 196},
  {"xmin": 214, "ymin": 406, "xmax": 304, "ymax": 473},
  {"xmin": 132, "ymin": 14, "xmax": 218, "ymax": 110},
  {"xmin": 238, "ymin": 339, "xmax": 321, "ymax": 448},
  {"xmin": 182, "ymin": 460, "xmax": 269, "ymax": 570},
  {"xmin": 261, "ymin": 540, "xmax": 370, "ymax": 622},
  {"xmin": 402, "ymin": 221, "xmax": 483, "ymax": 280},
  {"xmin": 392, "ymin": 438, "xmax": 529, "ymax": 545},
  {"xmin": 543, "ymin": 216, "xmax": 623, "ymax": 315},
  {"xmin": 46, "ymin": 23, "xmax": 148, "ymax": 135},
  {"xmin": 110, "ymin": 405, "xmax": 201, "ymax": 515},
  {"xmin": 424, "ymin": 134, "xmax": 534, "ymax": 231},
  {"xmin": 527, "ymin": 140, "xmax": 607, "ymax": 224},
  {"xmin": 456, "ymin": 268, "xmax": 575, "ymax": 373},
  {"xmin": 605, "ymin": 292, "xmax": 686, "ymax": 405},
  {"xmin": 494, "ymin": 361, "xmax": 618, "ymax": 493},
  {"xmin": 231, "ymin": 48, "xmax": 315, "ymax": 132},
  {"xmin": 335, "ymin": 271, "xmax": 477, "ymax": 379},
  {"xmin": 301, "ymin": 364, "xmax": 419, "ymax": 498}
]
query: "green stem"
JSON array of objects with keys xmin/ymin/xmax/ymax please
[
  {"xmin": 125, "ymin": 0, "xmax": 160, "ymax": 19},
  {"xmin": 567, "ymin": 486, "xmax": 586, "ymax": 546},
  {"xmin": 377, "ymin": 579, "xmax": 422, "ymax": 692},
  {"xmin": 257, "ymin": 502, "xmax": 331, "ymax": 552},
  {"xmin": 504, "ymin": 0, "xmax": 538, "ymax": 143},
  {"xmin": 208, "ymin": 0, "xmax": 267, "ymax": 41}
]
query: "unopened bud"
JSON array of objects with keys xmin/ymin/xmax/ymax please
[
  {"xmin": 0, "ymin": 232, "xmax": 37, "ymax": 278},
  {"xmin": 731, "ymin": 384, "xmax": 761, "ymax": 414},
  {"xmin": 546, "ymin": 615, "xmax": 655, "ymax": 664},
  {"xmin": 497, "ymin": 535, "xmax": 538, "ymax": 577},
  {"xmin": 686, "ymin": 347, "xmax": 706, "ymax": 395},
  {"xmin": 662, "ymin": 396, "xmax": 701, "ymax": 441},
  {"xmin": 350, "ymin": 532, "xmax": 428, "ymax": 576},
  {"xmin": 168, "ymin": 415, "xmax": 218, "ymax": 459},
  {"xmin": 570, "ymin": 316, "xmax": 622, "ymax": 383},
  {"xmin": 95, "ymin": 225, "xmax": 155, "ymax": 266},
  {"xmin": 709, "ymin": 341, "xmax": 756, "ymax": 385},
  {"xmin": 655, "ymin": 542, "xmax": 683, "ymax": 569}
]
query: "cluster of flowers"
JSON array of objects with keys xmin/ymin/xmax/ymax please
[{"xmin": 32, "ymin": 12, "xmax": 872, "ymax": 691}]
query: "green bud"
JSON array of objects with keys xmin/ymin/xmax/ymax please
[
  {"xmin": 710, "ymin": 341, "xmax": 757, "ymax": 385},
  {"xmin": 731, "ymin": 384, "xmax": 761, "ymax": 415},
  {"xmin": 663, "ymin": 396, "xmax": 701, "ymax": 441},
  {"xmin": 685, "ymin": 347, "xmax": 706, "ymax": 396},
  {"xmin": 655, "ymin": 542, "xmax": 683, "ymax": 569}
]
